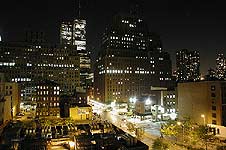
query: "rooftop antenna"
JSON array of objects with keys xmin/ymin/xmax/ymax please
[{"xmin": 78, "ymin": 0, "xmax": 81, "ymax": 18}]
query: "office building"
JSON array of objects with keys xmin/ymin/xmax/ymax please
[
  {"xmin": 176, "ymin": 49, "xmax": 200, "ymax": 82},
  {"xmin": 60, "ymin": 19, "xmax": 92, "ymax": 90},
  {"xmin": 178, "ymin": 81, "xmax": 226, "ymax": 126},
  {"xmin": 60, "ymin": 21, "xmax": 73, "ymax": 45},
  {"xmin": 0, "ymin": 42, "xmax": 80, "ymax": 96},
  {"xmin": 94, "ymin": 13, "xmax": 173, "ymax": 103},
  {"xmin": 216, "ymin": 53, "xmax": 226, "ymax": 80}
]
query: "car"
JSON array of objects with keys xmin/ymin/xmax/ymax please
[
  {"xmin": 118, "ymin": 112, "xmax": 125, "ymax": 115},
  {"xmin": 46, "ymin": 133, "xmax": 52, "ymax": 139}
]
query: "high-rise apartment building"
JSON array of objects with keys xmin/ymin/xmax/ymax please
[
  {"xmin": 176, "ymin": 49, "xmax": 200, "ymax": 82},
  {"xmin": 60, "ymin": 19, "xmax": 92, "ymax": 90},
  {"xmin": 94, "ymin": 13, "xmax": 174, "ymax": 103},
  {"xmin": 216, "ymin": 53, "xmax": 226, "ymax": 80},
  {"xmin": 0, "ymin": 42, "xmax": 80, "ymax": 95}
]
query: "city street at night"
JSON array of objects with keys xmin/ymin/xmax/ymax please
[{"xmin": 1, "ymin": 0, "xmax": 226, "ymax": 149}]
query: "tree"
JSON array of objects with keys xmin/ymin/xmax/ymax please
[
  {"xmin": 193, "ymin": 125, "xmax": 215, "ymax": 150},
  {"xmin": 152, "ymin": 138, "xmax": 169, "ymax": 150},
  {"xmin": 160, "ymin": 120, "xmax": 179, "ymax": 139}
]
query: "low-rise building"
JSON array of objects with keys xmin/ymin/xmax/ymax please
[
  {"xmin": 70, "ymin": 105, "xmax": 92, "ymax": 121},
  {"xmin": 60, "ymin": 89, "xmax": 92, "ymax": 121}
]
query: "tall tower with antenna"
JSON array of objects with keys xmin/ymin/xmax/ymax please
[{"xmin": 60, "ymin": 0, "xmax": 92, "ymax": 91}]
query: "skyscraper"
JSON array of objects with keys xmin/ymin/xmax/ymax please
[
  {"xmin": 176, "ymin": 49, "xmax": 200, "ymax": 82},
  {"xmin": 216, "ymin": 53, "xmax": 226, "ymax": 80},
  {"xmin": 94, "ymin": 13, "xmax": 173, "ymax": 103},
  {"xmin": 60, "ymin": 21, "xmax": 73, "ymax": 45},
  {"xmin": 60, "ymin": 1, "xmax": 92, "ymax": 90}
]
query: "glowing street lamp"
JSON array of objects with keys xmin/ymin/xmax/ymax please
[
  {"xmin": 201, "ymin": 114, "xmax": 206, "ymax": 125},
  {"xmin": 177, "ymin": 121, "xmax": 184, "ymax": 142},
  {"xmin": 111, "ymin": 100, "xmax": 116, "ymax": 108},
  {"xmin": 68, "ymin": 141, "xmax": 75, "ymax": 150},
  {"xmin": 145, "ymin": 98, "xmax": 151, "ymax": 105},
  {"xmin": 129, "ymin": 97, "xmax": 137, "ymax": 103},
  {"xmin": 177, "ymin": 121, "xmax": 182, "ymax": 126}
]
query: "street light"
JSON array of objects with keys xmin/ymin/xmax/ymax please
[
  {"xmin": 129, "ymin": 97, "xmax": 136, "ymax": 117},
  {"xmin": 129, "ymin": 97, "xmax": 137, "ymax": 103},
  {"xmin": 177, "ymin": 121, "xmax": 184, "ymax": 142},
  {"xmin": 145, "ymin": 98, "xmax": 151, "ymax": 105},
  {"xmin": 177, "ymin": 121, "xmax": 182, "ymax": 126},
  {"xmin": 201, "ymin": 114, "xmax": 206, "ymax": 125}
]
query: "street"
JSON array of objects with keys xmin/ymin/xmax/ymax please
[{"xmin": 90, "ymin": 100, "xmax": 158, "ymax": 149}]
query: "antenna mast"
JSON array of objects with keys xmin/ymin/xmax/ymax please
[{"xmin": 78, "ymin": 0, "xmax": 81, "ymax": 18}]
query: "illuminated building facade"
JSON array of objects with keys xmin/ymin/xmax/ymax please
[
  {"xmin": 178, "ymin": 81, "xmax": 226, "ymax": 126},
  {"xmin": 60, "ymin": 21, "xmax": 73, "ymax": 45},
  {"xmin": 176, "ymin": 49, "xmax": 200, "ymax": 82},
  {"xmin": 216, "ymin": 53, "xmax": 226, "ymax": 80},
  {"xmin": 94, "ymin": 13, "xmax": 173, "ymax": 103},
  {"xmin": 0, "ymin": 42, "xmax": 80, "ymax": 95},
  {"xmin": 60, "ymin": 19, "xmax": 92, "ymax": 90},
  {"xmin": 162, "ymin": 89, "xmax": 177, "ymax": 114},
  {"xmin": 0, "ymin": 74, "xmax": 20, "ymax": 123},
  {"xmin": 35, "ymin": 80, "xmax": 60, "ymax": 117}
]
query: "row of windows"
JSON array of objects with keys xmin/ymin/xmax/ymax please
[
  {"xmin": 37, "ymin": 102, "xmax": 59, "ymax": 107},
  {"xmin": 211, "ymin": 85, "xmax": 217, "ymax": 125},
  {"xmin": 37, "ymin": 91, "xmax": 60, "ymax": 95},
  {"xmin": 36, "ymin": 111, "xmax": 59, "ymax": 116},
  {"xmin": 36, "ymin": 97, "xmax": 59, "ymax": 101}
]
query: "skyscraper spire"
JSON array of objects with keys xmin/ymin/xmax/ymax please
[{"xmin": 78, "ymin": 0, "xmax": 81, "ymax": 18}]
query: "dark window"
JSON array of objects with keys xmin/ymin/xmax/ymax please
[
  {"xmin": 211, "ymin": 93, "xmax": 216, "ymax": 97},
  {"xmin": 217, "ymin": 128, "xmax": 220, "ymax": 134},
  {"xmin": 211, "ymin": 85, "xmax": 215, "ymax": 91},
  {"xmin": 212, "ymin": 113, "xmax": 216, "ymax": 118},
  {"xmin": 212, "ymin": 120, "xmax": 216, "ymax": 124},
  {"xmin": 212, "ymin": 106, "xmax": 216, "ymax": 110}
]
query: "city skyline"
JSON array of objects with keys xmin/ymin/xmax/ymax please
[
  {"xmin": 1, "ymin": 1, "xmax": 226, "ymax": 149},
  {"xmin": 0, "ymin": 0, "xmax": 226, "ymax": 74}
]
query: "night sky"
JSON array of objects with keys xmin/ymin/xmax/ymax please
[{"xmin": 1, "ymin": 0, "xmax": 226, "ymax": 74}]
